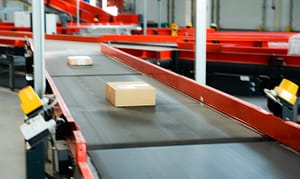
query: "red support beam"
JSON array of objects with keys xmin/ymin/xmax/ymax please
[
  {"xmin": 0, "ymin": 39, "xmax": 26, "ymax": 47},
  {"xmin": 115, "ymin": 47, "xmax": 173, "ymax": 60}
]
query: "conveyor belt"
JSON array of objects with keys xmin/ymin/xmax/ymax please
[
  {"xmin": 45, "ymin": 40, "xmax": 300, "ymax": 179},
  {"xmin": 90, "ymin": 142, "xmax": 300, "ymax": 179}
]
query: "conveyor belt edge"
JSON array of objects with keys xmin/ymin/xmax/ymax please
[{"xmin": 46, "ymin": 71, "xmax": 94, "ymax": 179}]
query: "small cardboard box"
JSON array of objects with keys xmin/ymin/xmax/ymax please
[
  {"xmin": 106, "ymin": 81, "xmax": 156, "ymax": 107},
  {"xmin": 67, "ymin": 56, "xmax": 93, "ymax": 66}
]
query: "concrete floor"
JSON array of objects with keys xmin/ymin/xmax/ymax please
[{"xmin": 0, "ymin": 87, "xmax": 25, "ymax": 178}]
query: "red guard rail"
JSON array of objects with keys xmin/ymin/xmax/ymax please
[
  {"xmin": 0, "ymin": 38, "xmax": 26, "ymax": 47},
  {"xmin": 45, "ymin": 0, "xmax": 79, "ymax": 18},
  {"xmin": 101, "ymin": 43, "xmax": 300, "ymax": 152},
  {"xmin": 62, "ymin": 0, "xmax": 111, "ymax": 22},
  {"xmin": 0, "ymin": 30, "xmax": 298, "ymax": 67}
]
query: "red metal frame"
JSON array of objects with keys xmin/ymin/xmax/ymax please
[
  {"xmin": 0, "ymin": 29, "xmax": 298, "ymax": 69},
  {"xmin": 97, "ymin": 35, "xmax": 179, "ymax": 43},
  {"xmin": 107, "ymin": 0, "xmax": 124, "ymax": 9},
  {"xmin": 115, "ymin": 47, "xmax": 173, "ymax": 60},
  {"xmin": 45, "ymin": 0, "xmax": 138, "ymax": 24},
  {"xmin": 131, "ymin": 28, "xmax": 296, "ymax": 45},
  {"xmin": 0, "ymin": 31, "xmax": 179, "ymax": 44},
  {"xmin": 96, "ymin": 32, "xmax": 299, "ymax": 68},
  {"xmin": 206, "ymin": 52, "xmax": 300, "ymax": 67},
  {"xmin": 107, "ymin": 43, "xmax": 300, "ymax": 67},
  {"xmin": 0, "ymin": 22, "xmax": 80, "ymax": 35},
  {"xmin": 0, "ymin": 38, "xmax": 26, "ymax": 47},
  {"xmin": 0, "ymin": 30, "xmax": 101, "ymax": 43},
  {"xmin": 178, "ymin": 49, "xmax": 300, "ymax": 67},
  {"xmin": 101, "ymin": 43, "xmax": 300, "ymax": 152}
]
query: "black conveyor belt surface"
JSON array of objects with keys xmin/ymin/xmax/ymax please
[
  {"xmin": 45, "ymin": 40, "xmax": 300, "ymax": 179},
  {"xmin": 90, "ymin": 142, "xmax": 300, "ymax": 179},
  {"xmin": 46, "ymin": 41, "xmax": 262, "ymax": 147}
]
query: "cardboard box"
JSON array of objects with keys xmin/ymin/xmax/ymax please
[
  {"xmin": 106, "ymin": 81, "xmax": 156, "ymax": 107},
  {"xmin": 67, "ymin": 56, "xmax": 93, "ymax": 66}
]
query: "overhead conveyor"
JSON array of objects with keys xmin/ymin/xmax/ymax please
[
  {"xmin": 44, "ymin": 40, "xmax": 300, "ymax": 178},
  {"xmin": 44, "ymin": 0, "xmax": 139, "ymax": 24}
]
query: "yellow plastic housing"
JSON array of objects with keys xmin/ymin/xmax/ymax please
[
  {"xmin": 275, "ymin": 79, "xmax": 299, "ymax": 105},
  {"xmin": 170, "ymin": 23, "xmax": 179, "ymax": 37},
  {"xmin": 18, "ymin": 86, "xmax": 43, "ymax": 115}
]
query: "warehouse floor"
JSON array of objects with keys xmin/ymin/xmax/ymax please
[{"xmin": 0, "ymin": 87, "xmax": 25, "ymax": 178}]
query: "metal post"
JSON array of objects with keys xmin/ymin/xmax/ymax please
[
  {"xmin": 158, "ymin": 0, "xmax": 162, "ymax": 27},
  {"xmin": 206, "ymin": 0, "xmax": 212, "ymax": 27},
  {"xmin": 264, "ymin": 0, "xmax": 275, "ymax": 31},
  {"xmin": 77, "ymin": 0, "xmax": 80, "ymax": 27},
  {"xmin": 28, "ymin": 3, "xmax": 46, "ymax": 177},
  {"xmin": 184, "ymin": 0, "xmax": 192, "ymax": 27},
  {"xmin": 133, "ymin": 0, "xmax": 136, "ymax": 13},
  {"xmin": 195, "ymin": 0, "xmax": 207, "ymax": 84},
  {"xmin": 144, "ymin": 0, "xmax": 147, "ymax": 35},
  {"xmin": 32, "ymin": 0, "xmax": 45, "ymax": 97},
  {"xmin": 3, "ymin": 0, "xmax": 7, "ymax": 21},
  {"xmin": 281, "ymin": 0, "xmax": 291, "ymax": 31}
]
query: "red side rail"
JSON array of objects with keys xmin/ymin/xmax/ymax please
[
  {"xmin": 116, "ymin": 14, "xmax": 139, "ymax": 24},
  {"xmin": 107, "ymin": 0, "xmax": 124, "ymax": 8},
  {"xmin": 97, "ymin": 35, "xmax": 179, "ymax": 43},
  {"xmin": 101, "ymin": 43, "xmax": 300, "ymax": 152},
  {"xmin": 46, "ymin": 71, "xmax": 94, "ymax": 179},
  {"xmin": 109, "ymin": 42, "xmax": 300, "ymax": 67},
  {"xmin": 177, "ymin": 48, "xmax": 300, "ymax": 67},
  {"xmin": 115, "ymin": 47, "xmax": 173, "ymax": 60},
  {"xmin": 45, "ymin": 0, "xmax": 79, "ymax": 17},
  {"xmin": 0, "ymin": 38, "xmax": 26, "ymax": 47},
  {"xmin": 45, "ymin": 0, "xmax": 101, "ymax": 22},
  {"xmin": 206, "ymin": 52, "xmax": 300, "ymax": 67},
  {"xmin": 46, "ymin": 0, "xmax": 138, "ymax": 24},
  {"xmin": 64, "ymin": 0, "xmax": 111, "ymax": 22},
  {"xmin": 181, "ymin": 32, "xmax": 295, "ymax": 48},
  {"xmin": 0, "ymin": 23, "xmax": 31, "ymax": 32}
]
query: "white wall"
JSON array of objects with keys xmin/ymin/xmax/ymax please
[
  {"xmin": 135, "ymin": 0, "xmax": 168, "ymax": 25},
  {"xmin": 134, "ymin": 0, "xmax": 296, "ymax": 31},
  {"xmin": 2, "ymin": 0, "xmax": 296, "ymax": 31},
  {"xmin": 135, "ymin": 0, "xmax": 194, "ymax": 27},
  {"xmin": 0, "ymin": 0, "xmax": 27, "ymax": 22},
  {"xmin": 291, "ymin": 0, "xmax": 300, "ymax": 31},
  {"xmin": 280, "ymin": 0, "xmax": 291, "ymax": 31},
  {"xmin": 215, "ymin": 0, "xmax": 294, "ymax": 32},
  {"xmin": 218, "ymin": 0, "xmax": 264, "ymax": 30},
  {"xmin": 264, "ymin": 0, "xmax": 276, "ymax": 31},
  {"xmin": 173, "ymin": 0, "xmax": 191, "ymax": 27}
]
